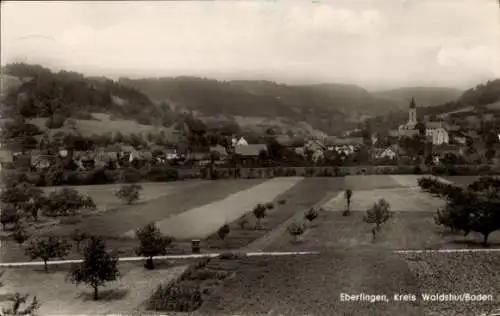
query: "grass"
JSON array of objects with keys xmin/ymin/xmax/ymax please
[
  {"xmin": 28, "ymin": 112, "xmax": 178, "ymax": 139},
  {"xmin": 1, "ymin": 180, "xmax": 265, "ymax": 263},
  {"xmin": 200, "ymin": 177, "xmax": 344, "ymax": 251},
  {"xmin": 0, "ymin": 261, "xmax": 189, "ymax": 315}
]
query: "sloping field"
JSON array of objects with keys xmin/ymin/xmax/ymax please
[
  {"xmin": 125, "ymin": 177, "xmax": 305, "ymax": 240},
  {"xmin": 41, "ymin": 179, "xmax": 266, "ymax": 239},
  {"xmin": 28, "ymin": 112, "xmax": 178, "ymax": 139},
  {"xmin": 322, "ymin": 182, "xmax": 446, "ymax": 213},
  {"xmin": 42, "ymin": 181, "xmax": 205, "ymax": 213},
  {"xmin": 197, "ymin": 251, "xmax": 499, "ymax": 316}
]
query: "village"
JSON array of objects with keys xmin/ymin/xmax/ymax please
[{"xmin": 0, "ymin": 98, "xmax": 498, "ymax": 178}]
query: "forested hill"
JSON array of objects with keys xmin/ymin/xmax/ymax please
[
  {"xmin": 365, "ymin": 79, "xmax": 500, "ymax": 132},
  {"xmin": 118, "ymin": 77, "xmax": 399, "ymax": 118},
  {"xmin": 0, "ymin": 63, "xmax": 171, "ymax": 127},
  {"xmin": 372, "ymin": 86, "xmax": 463, "ymax": 109}
]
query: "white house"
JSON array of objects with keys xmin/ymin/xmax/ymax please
[
  {"xmin": 373, "ymin": 147, "xmax": 397, "ymax": 160},
  {"xmin": 232, "ymin": 137, "xmax": 248, "ymax": 146}
]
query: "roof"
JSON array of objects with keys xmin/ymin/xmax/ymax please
[
  {"xmin": 234, "ymin": 144, "xmax": 267, "ymax": 156},
  {"xmin": 409, "ymin": 97, "xmax": 416, "ymax": 109},
  {"xmin": 432, "ymin": 144, "xmax": 462, "ymax": 154},
  {"xmin": 325, "ymin": 137, "xmax": 364, "ymax": 146},
  {"xmin": 0, "ymin": 150, "xmax": 14, "ymax": 163},
  {"xmin": 210, "ymin": 145, "xmax": 228, "ymax": 156},
  {"xmin": 31, "ymin": 154, "xmax": 56, "ymax": 165},
  {"xmin": 120, "ymin": 145, "xmax": 136, "ymax": 152},
  {"xmin": 426, "ymin": 121, "xmax": 446, "ymax": 129},
  {"xmin": 133, "ymin": 151, "xmax": 153, "ymax": 159}
]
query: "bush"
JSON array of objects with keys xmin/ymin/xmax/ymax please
[
  {"xmin": 265, "ymin": 202, "xmax": 274, "ymax": 210},
  {"xmin": 0, "ymin": 204, "xmax": 21, "ymax": 230},
  {"xmin": 115, "ymin": 184, "xmax": 142, "ymax": 204},
  {"xmin": 45, "ymin": 114, "xmax": 66, "ymax": 129},
  {"xmin": 147, "ymin": 282, "xmax": 203, "ymax": 312},
  {"xmin": 86, "ymin": 168, "xmax": 115, "ymax": 185},
  {"xmin": 42, "ymin": 188, "xmax": 96, "ymax": 217},
  {"xmin": 304, "ymin": 208, "xmax": 319, "ymax": 222},
  {"xmin": 119, "ymin": 167, "xmax": 142, "ymax": 183},
  {"xmin": 219, "ymin": 251, "xmax": 244, "ymax": 260}
]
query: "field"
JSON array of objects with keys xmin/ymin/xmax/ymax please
[
  {"xmin": 0, "ymin": 262, "xmax": 190, "ymax": 316},
  {"xmin": 1, "ymin": 174, "xmax": 499, "ymax": 315},
  {"xmin": 28, "ymin": 112, "xmax": 178, "ymax": 139}
]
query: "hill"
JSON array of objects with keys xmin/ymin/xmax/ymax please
[
  {"xmin": 365, "ymin": 79, "xmax": 500, "ymax": 132},
  {"xmin": 118, "ymin": 77, "xmax": 412, "ymax": 134},
  {"xmin": 0, "ymin": 63, "xmax": 172, "ymax": 128},
  {"xmin": 372, "ymin": 87, "xmax": 463, "ymax": 109}
]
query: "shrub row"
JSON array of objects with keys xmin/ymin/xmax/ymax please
[{"xmin": 12, "ymin": 164, "xmax": 500, "ymax": 187}]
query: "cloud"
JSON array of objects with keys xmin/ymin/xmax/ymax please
[{"xmin": 1, "ymin": 0, "xmax": 499, "ymax": 88}]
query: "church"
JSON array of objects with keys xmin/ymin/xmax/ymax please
[{"xmin": 397, "ymin": 98, "xmax": 449, "ymax": 145}]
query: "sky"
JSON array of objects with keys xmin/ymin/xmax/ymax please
[{"xmin": 1, "ymin": 0, "xmax": 499, "ymax": 90}]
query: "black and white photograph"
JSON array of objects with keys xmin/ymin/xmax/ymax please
[{"xmin": 0, "ymin": 0, "xmax": 499, "ymax": 315}]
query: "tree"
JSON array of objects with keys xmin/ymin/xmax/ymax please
[
  {"xmin": 71, "ymin": 229, "xmax": 88, "ymax": 252},
  {"xmin": 344, "ymin": 189, "xmax": 353, "ymax": 216},
  {"xmin": 12, "ymin": 226, "xmax": 29, "ymax": 245},
  {"xmin": 252, "ymin": 204, "xmax": 267, "ymax": 229},
  {"xmin": 287, "ymin": 222, "xmax": 305, "ymax": 242},
  {"xmin": 304, "ymin": 208, "xmax": 319, "ymax": 223},
  {"xmin": 1, "ymin": 204, "xmax": 22, "ymax": 231},
  {"xmin": 217, "ymin": 224, "xmax": 230, "ymax": 241},
  {"xmin": 363, "ymin": 198, "xmax": 392, "ymax": 241},
  {"xmin": 67, "ymin": 236, "xmax": 120, "ymax": 300},
  {"xmin": 42, "ymin": 188, "xmax": 96, "ymax": 217},
  {"xmin": 25, "ymin": 236, "xmax": 71, "ymax": 272},
  {"xmin": 135, "ymin": 223, "xmax": 173, "ymax": 269},
  {"xmin": 115, "ymin": 184, "xmax": 142, "ymax": 205}
]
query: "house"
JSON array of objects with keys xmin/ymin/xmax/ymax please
[
  {"xmin": 432, "ymin": 144, "xmax": 464, "ymax": 158},
  {"xmin": 31, "ymin": 153, "xmax": 56, "ymax": 170},
  {"xmin": 234, "ymin": 144, "xmax": 267, "ymax": 165},
  {"xmin": 187, "ymin": 147, "xmax": 211, "ymax": 161},
  {"xmin": 210, "ymin": 145, "xmax": 228, "ymax": 160},
  {"xmin": 164, "ymin": 148, "xmax": 179, "ymax": 161},
  {"xmin": 372, "ymin": 146, "xmax": 397, "ymax": 160},
  {"xmin": 0, "ymin": 149, "xmax": 14, "ymax": 170},
  {"xmin": 232, "ymin": 136, "xmax": 248, "ymax": 146}
]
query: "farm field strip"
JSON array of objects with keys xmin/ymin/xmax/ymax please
[
  {"xmin": 321, "ymin": 187, "xmax": 446, "ymax": 212},
  {"xmin": 123, "ymin": 177, "xmax": 305, "ymax": 240}
]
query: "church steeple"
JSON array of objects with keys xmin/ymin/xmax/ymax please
[{"xmin": 409, "ymin": 97, "xmax": 416, "ymax": 109}]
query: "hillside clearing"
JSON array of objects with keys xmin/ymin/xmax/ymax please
[{"xmin": 28, "ymin": 112, "xmax": 178, "ymax": 139}]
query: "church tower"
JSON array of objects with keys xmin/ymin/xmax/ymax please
[{"xmin": 408, "ymin": 97, "xmax": 417, "ymax": 127}]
